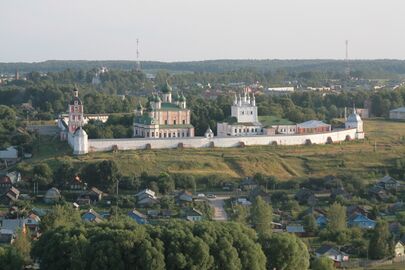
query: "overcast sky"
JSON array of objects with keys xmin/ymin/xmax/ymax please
[{"xmin": 1, "ymin": 0, "xmax": 405, "ymax": 62}]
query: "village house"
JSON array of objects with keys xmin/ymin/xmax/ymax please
[
  {"xmin": 240, "ymin": 177, "xmax": 258, "ymax": 191},
  {"xmin": 348, "ymin": 213, "xmax": 376, "ymax": 229},
  {"xmin": 1, "ymin": 186, "xmax": 20, "ymax": 205},
  {"xmin": 315, "ymin": 245, "xmax": 349, "ymax": 267},
  {"xmin": 135, "ymin": 189, "xmax": 159, "ymax": 207},
  {"xmin": 128, "ymin": 209, "xmax": 148, "ymax": 224},
  {"xmin": 376, "ymin": 175, "xmax": 400, "ymax": 192},
  {"xmin": 395, "ymin": 236, "xmax": 405, "ymax": 259},
  {"xmin": 0, "ymin": 219, "xmax": 27, "ymax": 244},
  {"xmin": 184, "ymin": 208, "xmax": 203, "ymax": 221},
  {"xmin": 82, "ymin": 209, "xmax": 103, "ymax": 223},
  {"xmin": 69, "ymin": 175, "xmax": 86, "ymax": 190},
  {"xmin": 177, "ymin": 190, "xmax": 193, "ymax": 204},
  {"xmin": 295, "ymin": 188, "xmax": 317, "ymax": 206}
]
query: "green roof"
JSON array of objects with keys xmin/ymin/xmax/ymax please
[
  {"xmin": 135, "ymin": 115, "xmax": 155, "ymax": 125},
  {"xmin": 157, "ymin": 103, "xmax": 184, "ymax": 111}
]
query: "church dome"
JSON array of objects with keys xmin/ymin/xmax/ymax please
[
  {"xmin": 347, "ymin": 112, "xmax": 362, "ymax": 122},
  {"xmin": 179, "ymin": 94, "xmax": 186, "ymax": 102},
  {"xmin": 161, "ymin": 81, "xmax": 172, "ymax": 93}
]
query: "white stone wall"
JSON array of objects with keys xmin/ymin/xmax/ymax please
[{"xmin": 85, "ymin": 128, "xmax": 360, "ymax": 154}]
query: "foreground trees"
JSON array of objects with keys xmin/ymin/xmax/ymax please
[
  {"xmin": 32, "ymin": 221, "xmax": 267, "ymax": 270},
  {"xmin": 259, "ymin": 233, "xmax": 310, "ymax": 270}
]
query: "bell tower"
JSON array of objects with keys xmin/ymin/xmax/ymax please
[{"xmin": 68, "ymin": 87, "xmax": 84, "ymax": 133}]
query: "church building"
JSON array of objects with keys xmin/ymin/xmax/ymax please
[
  {"xmin": 133, "ymin": 82, "xmax": 195, "ymax": 138},
  {"xmin": 217, "ymin": 88, "xmax": 264, "ymax": 137}
]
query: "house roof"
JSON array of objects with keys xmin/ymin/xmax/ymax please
[
  {"xmin": 297, "ymin": 120, "xmax": 330, "ymax": 129},
  {"xmin": 0, "ymin": 147, "xmax": 18, "ymax": 159},
  {"xmin": 129, "ymin": 209, "xmax": 147, "ymax": 219},
  {"xmin": 390, "ymin": 107, "xmax": 405, "ymax": 113},
  {"xmin": 82, "ymin": 209, "xmax": 103, "ymax": 223},
  {"xmin": 89, "ymin": 187, "xmax": 103, "ymax": 195},
  {"xmin": 286, "ymin": 225, "xmax": 305, "ymax": 233},
  {"xmin": 135, "ymin": 189, "xmax": 156, "ymax": 199},
  {"xmin": 316, "ymin": 245, "xmax": 347, "ymax": 257},
  {"xmin": 1, "ymin": 219, "xmax": 26, "ymax": 233},
  {"xmin": 185, "ymin": 208, "xmax": 203, "ymax": 217},
  {"xmin": 378, "ymin": 175, "xmax": 398, "ymax": 184}
]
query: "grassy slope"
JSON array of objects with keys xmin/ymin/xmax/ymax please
[{"xmin": 32, "ymin": 119, "xmax": 405, "ymax": 181}]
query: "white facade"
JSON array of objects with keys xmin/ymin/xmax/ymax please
[
  {"xmin": 345, "ymin": 108, "xmax": 364, "ymax": 133},
  {"xmin": 217, "ymin": 89, "xmax": 263, "ymax": 137}
]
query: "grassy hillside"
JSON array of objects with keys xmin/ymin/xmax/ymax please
[{"xmin": 32, "ymin": 119, "xmax": 405, "ymax": 181}]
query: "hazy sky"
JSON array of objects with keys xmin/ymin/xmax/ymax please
[{"xmin": 1, "ymin": 0, "xmax": 405, "ymax": 62}]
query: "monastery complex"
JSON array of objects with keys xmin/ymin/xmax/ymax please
[{"xmin": 58, "ymin": 84, "xmax": 365, "ymax": 155}]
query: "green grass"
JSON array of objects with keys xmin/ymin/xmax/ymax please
[{"xmin": 29, "ymin": 119, "xmax": 405, "ymax": 182}]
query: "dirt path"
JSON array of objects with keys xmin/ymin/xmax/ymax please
[{"xmin": 208, "ymin": 196, "xmax": 229, "ymax": 221}]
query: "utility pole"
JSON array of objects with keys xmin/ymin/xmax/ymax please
[{"xmin": 116, "ymin": 179, "xmax": 119, "ymax": 218}]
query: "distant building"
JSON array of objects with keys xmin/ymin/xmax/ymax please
[
  {"xmin": 266, "ymin": 87, "xmax": 295, "ymax": 94},
  {"xmin": 390, "ymin": 107, "xmax": 405, "ymax": 120}
]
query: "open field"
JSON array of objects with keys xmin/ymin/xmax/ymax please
[{"xmin": 31, "ymin": 119, "xmax": 405, "ymax": 181}]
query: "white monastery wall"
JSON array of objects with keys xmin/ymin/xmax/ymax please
[{"xmin": 87, "ymin": 128, "xmax": 360, "ymax": 153}]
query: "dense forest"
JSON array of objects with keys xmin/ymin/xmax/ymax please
[{"xmin": 2, "ymin": 59, "xmax": 405, "ymax": 78}]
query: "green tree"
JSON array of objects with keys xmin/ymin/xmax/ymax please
[
  {"xmin": 40, "ymin": 204, "xmax": 81, "ymax": 232},
  {"xmin": 327, "ymin": 202, "xmax": 346, "ymax": 232},
  {"xmin": 157, "ymin": 173, "xmax": 175, "ymax": 194},
  {"xmin": 303, "ymin": 214, "xmax": 317, "ymax": 233},
  {"xmin": 250, "ymin": 196, "xmax": 273, "ymax": 236},
  {"xmin": 32, "ymin": 163, "xmax": 53, "ymax": 187},
  {"xmin": 53, "ymin": 160, "xmax": 75, "ymax": 188},
  {"xmin": 0, "ymin": 246, "xmax": 24, "ymax": 270},
  {"xmin": 260, "ymin": 233, "xmax": 310, "ymax": 270},
  {"xmin": 369, "ymin": 220, "xmax": 393, "ymax": 259},
  {"xmin": 13, "ymin": 229, "xmax": 32, "ymax": 265},
  {"xmin": 312, "ymin": 256, "xmax": 335, "ymax": 270},
  {"xmin": 232, "ymin": 204, "xmax": 249, "ymax": 224}
]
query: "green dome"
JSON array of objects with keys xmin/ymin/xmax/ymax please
[
  {"xmin": 155, "ymin": 95, "xmax": 161, "ymax": 102},
  {"xmin": 173, "ymin": 92, "xmax": 180, "ymax": 101},
  {"xmin": 161, "ymin": 81, "xmax": 172, "ymax": 93},
  {"xmin": 179, "ymin": 94, "xmax": 186, "ymax": 102},
  {"xmin": 136, "ymin": 103, "xmax": 143, "ymax": 110}
]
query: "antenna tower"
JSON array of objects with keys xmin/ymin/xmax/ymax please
[
  {"xmin": 136, "ymin": 38, "xmax": 141, "ymax": 71},
  {"xmin": 345, "ymin": 40, "xmax": 350, "ymax": 77}
]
